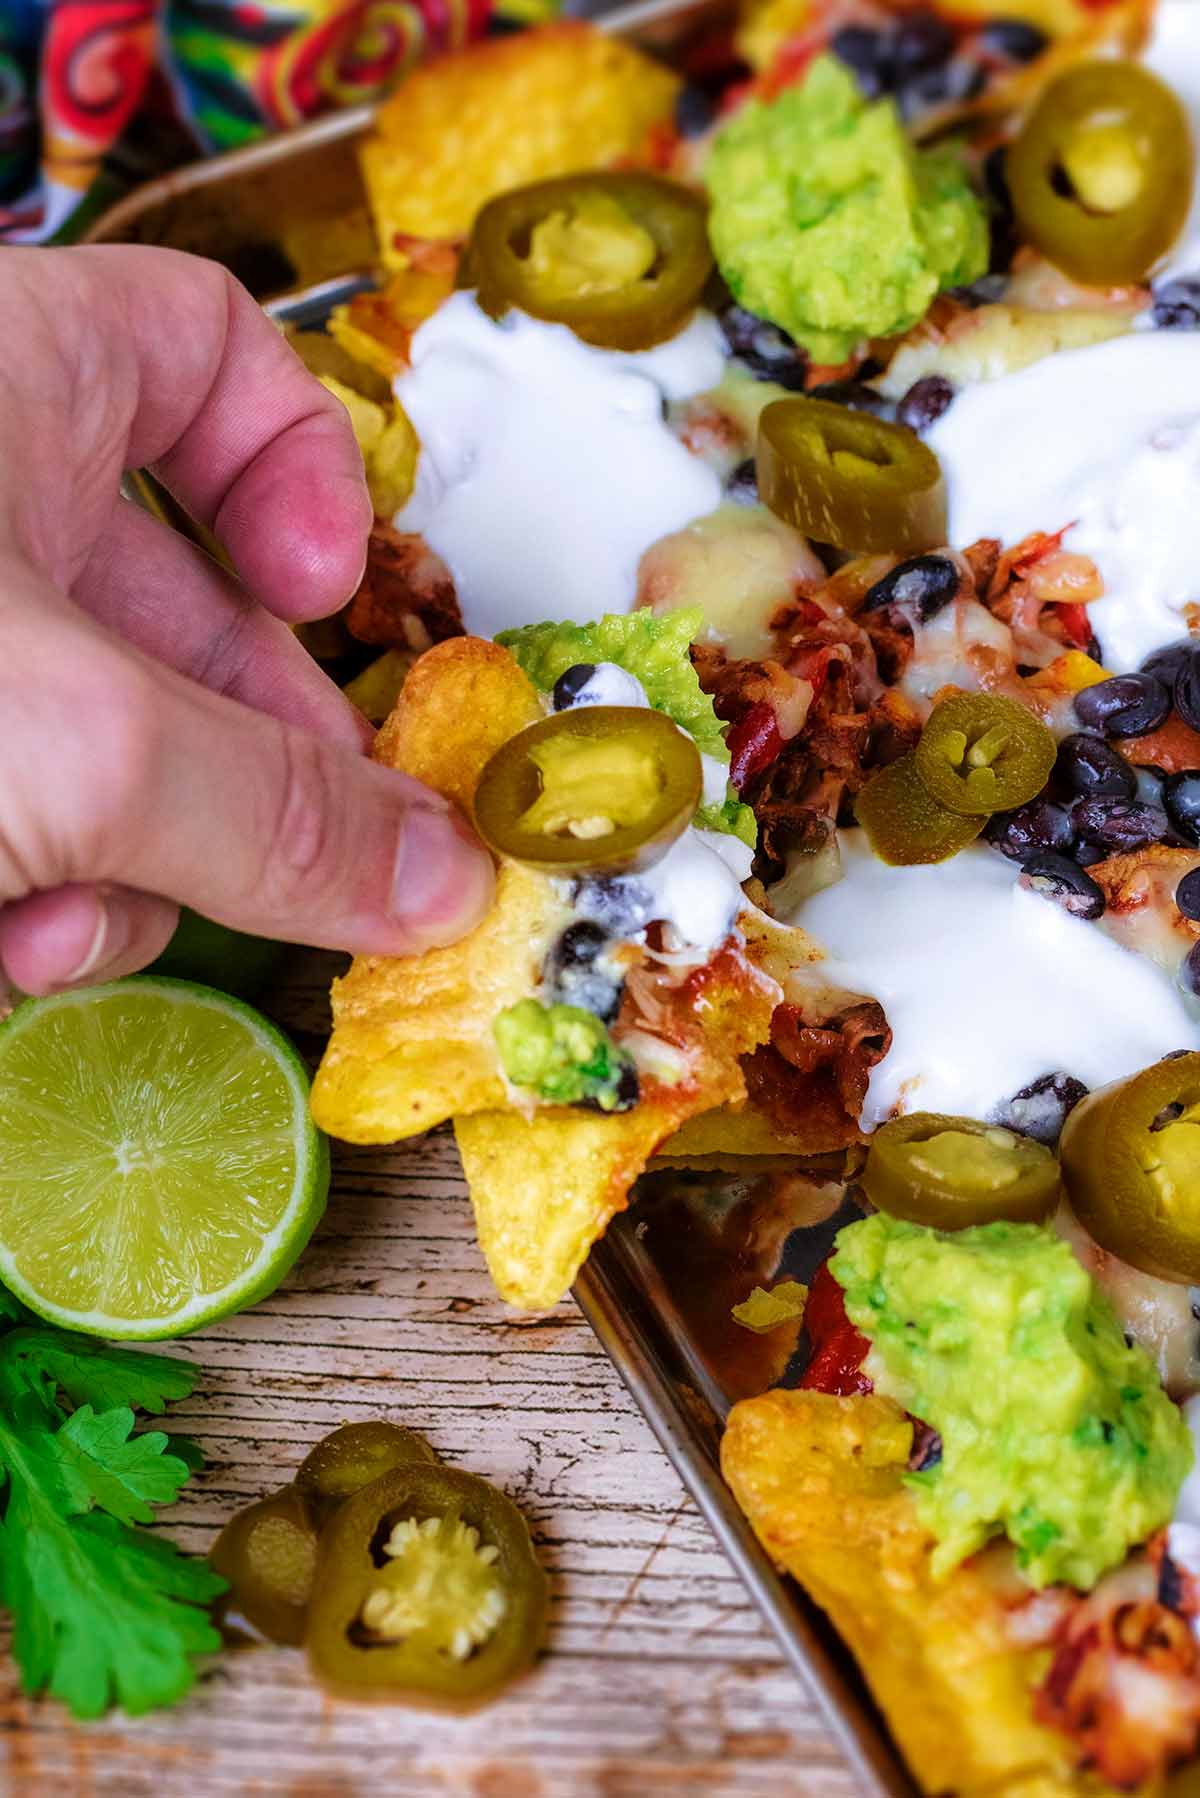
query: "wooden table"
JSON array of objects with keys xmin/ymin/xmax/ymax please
[{"xmin": 0, "ymin": 955, "xmax": 857, "ymax": 1797}]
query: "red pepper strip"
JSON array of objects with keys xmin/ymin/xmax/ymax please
[
  {"xmin": 800, "ymin": 1260, "xmax": 872, "ymax": 1396},
  {"xmin": 727, "ymin": 702, "xmax": 784, "ymax": 791},
  {"xmin": 1056, "ymin": 603, "xmax": 1094, "ymax": 650}
]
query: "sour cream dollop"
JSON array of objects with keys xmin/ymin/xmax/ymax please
[
  {"xmin": 928, "ymin": 332, "xmax": 1200, "ymax": 672},
  {"xmin": 557, "ymin": 663, "xmax": 751, "ymax": 955},
  {"xmin": 789, "ymin": 833, "xmax": 1198, "ymax": 1128},
  {"xmin": 395, "ymin": 294, "xmax": 724, "ymax": 637}
]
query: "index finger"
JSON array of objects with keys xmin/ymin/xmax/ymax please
[{"xmin": 55, "ymin": 245, "xmax": 374, "ymax": 622}]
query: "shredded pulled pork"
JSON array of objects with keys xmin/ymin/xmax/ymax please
[
  {"xmin": 346, "ymin": 524, "xmax": 463, "ymax": 651},
  {"xmin": 1035, "ymin": 1549, "xmax": 1200, "ymax": 1788},
  {"xmin": 742, "ymin": 999, "xmax": 889, "ymax": 1146}
]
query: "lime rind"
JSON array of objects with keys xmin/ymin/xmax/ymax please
[{"xmin": 0, "ymin": 978, "xmax": 329, "ymax": 1341}]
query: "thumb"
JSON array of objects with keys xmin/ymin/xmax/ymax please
[{"xmin": 12, "ymin": 611, "xmax": 495, "ymax": 959}]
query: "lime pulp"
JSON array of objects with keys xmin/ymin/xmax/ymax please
[{"xmin": 0, "ymin": 977, "xmax": 329, "ymax": 1339}]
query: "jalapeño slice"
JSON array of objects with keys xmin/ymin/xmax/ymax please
[
  {"xmin": 1060, "ymin": 1053, "xmax": 1200, "ymax": 1283},
  {"xmin": 756, "ymin": 397, "xmax": 947, "ymax": 555},
  {"xmin": 305, "ymin": 1463, "xmax": 548, "ymax": 1704},
  {"xmin": 474, "ymin": 705, "xmax": 701, "ymax": 876},
  {"xmin": 915, "ymin": 692, "xmax": 1057, "ymax": 818},
  {"xmin": 209, "ymin": 1485, "xmax": 321, "ymax": 1646},
  {"xmin": 855, "ymin": 752, "xmax": 987, "ymax": 865},
  {"xmin": 1008, "ymin": 61, "xmax": 1194, "ymax": 286},
  {"xmin": 296, "ymin": 1421, "xmax": 438, "ymax": 1523},
  {"xmin": 861, "ymin": 1112, "xmax": 1062, "ymax": 1230},
  {"xmin": 469, "ymin": 173, "xmax": 713, "ymax": 351}
]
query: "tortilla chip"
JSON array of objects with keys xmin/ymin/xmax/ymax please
[
  {"xmin": 311, "ymin": 640, "xmax": 562, "ymax": 1143},
  {"xmin": 722, "ymin": 1389, "xmax": 1102, "ymax": 1797},
  {"xmin": 359, "ymin": 23, "xmax": 679, "ymax": 266},
  {"xmin": 658, "ymin": 1098, "xmax": 850, "ymax": 1162}
]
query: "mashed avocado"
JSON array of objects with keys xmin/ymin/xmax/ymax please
[
  {"xmin": 831, "ymin": 1213, "xmax": 1192, "ymax": 1590},
  {"xmin": 498, "ymin": 607, "xmax": 756, "ymax": 847},
  {"xmin": 706, "ymin": 56, "xmax": 988, "ymax": 365},
  {"xmin": 494, "ymin": 999, "xmax": 635, "ymax": 1111}
]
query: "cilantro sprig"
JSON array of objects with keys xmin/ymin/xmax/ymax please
[{"xmin": 0, "ymin": 1293, "xmax": 224, "ymax": 1717}]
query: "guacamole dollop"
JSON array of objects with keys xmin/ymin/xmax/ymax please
[
  {"xmin": 706, "ymin": 56, "xmax": 988, "ymax": 365},
  {"xmin": 498, "ymin": 607, "xmax": 756, "ymax": 847},
  {"xmin": 831, "ymin": 1213, "xmax": 1192, "ymax": 1590},
  {"xmin": 494, "ymin": 999, "xmax": 634, "ymax": 1111}
]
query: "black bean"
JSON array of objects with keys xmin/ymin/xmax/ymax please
[
  {"xmin": 808, "ymin": 379, "xmax": 894, "ymax": 418},
  {"xmin": 830, "ymin": 24, "xmax": 893, "ymax": 96},
  {"xmin": 1141, "ymin": 639, "xmax": 1195, "ymax": 687},
  {"xmin": 674, "ymin": 84, "xmax": 716, "ymax": 138},
  {"xmin": 897, "ymin": 57, "xmax": 985, "ymax": 120},
  {"xmin": 551, "ymin": 921, "xmax": 607, "ymax": 967},
  {"xmin": 1183, "ymin": 940, "xmax": 1200, "ymax": 999},
  {"xmin": 892, "ymin": 10, "xmax": 955, "ymax": 78},
  {"xmin": 1020, "ymin": 851, "xmax": 1106, "ymax": 920},
  {"xmin": 861, "ymin": 553, "xmax": 959, "ymax": 621},
  {"xmin": 1160, "ymin": 1548, "xmax": 1187, "ymax": 1614},
  {"xmin": 1152, "ymin": 279, "xmax": 1200, "ymax": 331},
  {"xmin": 1053, "ymin": 733, "xmax": 1137, "ymax": 802},
  {"xmin": 907, "ymin": 1423, "xmax": 943, "ymax": 1472},
  {"xmin": 1173, "ymin": 644, "xmax": 1200, "ymax": 733},
  {"xmin": 553, "ymin": 663, "xmax": 597, "ymax": 710},
  {"xmin": 1071, "ymin": 798, "xmax": 1170, "ymax": 855},
  {"xmin": 570, "ymin": 874, "xmax": 653, "ymax": 936},
  {"xmin": 1000, "ymin": 1072, "xmax": 1088, "ymax": 1146},
  {"xmin": 719, "ymin": 304, "xmax": 808, "ymax": 389},
  {"xmin": 977, "ymin": 17, "xmax": 1048, "ymax": 61},
  {"xmin": 727, "ymin": 458, "xmax": 759, "ymax": 505},
  {"xmin": 986, "ymin": 799, "xmax": 1075, "ymax": 863},
  {"xmin": 1177, "ymin": 868, "xmax": 1200, "ymax": 921},
  {"xmin": 544, "ymin": 922, "xmax": 624, "ymax": 1022},
  {"xmin": 897, "ymin": 375, "xmax": 955, "ymax": 434},
  {"xmin": 1073, "ymin": 672, "xmax": 1171, "ymax": 738},
  {"xmin": 1165, "ymin": 772, "xmax": 1200, "ymax": 845}
]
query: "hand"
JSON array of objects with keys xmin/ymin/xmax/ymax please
[{"xmin": 0, "ymin": 245, "xmax": 493, "ymax": 996}]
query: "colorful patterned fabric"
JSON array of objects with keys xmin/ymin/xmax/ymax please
[{"xmin": 0, "ymin": 0, "xmax": 491, "ymax": 242}]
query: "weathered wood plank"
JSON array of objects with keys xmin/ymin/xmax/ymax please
[{"xmin": 0, "ymin": 954, "xmax": 855, "ymax": 1796}]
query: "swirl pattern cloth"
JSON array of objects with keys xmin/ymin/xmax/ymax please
[{"xmin": 0, "ymin": 0, "xmax": 490, "ymax": 242}]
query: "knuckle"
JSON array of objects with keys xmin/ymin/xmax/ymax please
[{"xmin": 260, "ymin": 724, "xmax": 341, "ymax": 905}]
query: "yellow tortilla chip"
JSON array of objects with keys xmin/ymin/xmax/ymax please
[
  {"xmin": 359, "ymin": 23, "xmax": 679, "ymax": 266},
  {"xmin": 721, "ymin": 1389, "xmax": 1108, "ymax": 1798},
  {"xmin": 311, "ymin": 639, "xmax": 562, "ymax": 1143},
  {"xmin": 456, "ymin": 944, "xmax": 778, "ymax": 1308}
]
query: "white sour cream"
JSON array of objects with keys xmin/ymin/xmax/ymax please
[
  {"xmin": 395, "ymin": 294, "xmax": 724, "ymax": 637},
  {"xmin": 555, "ymin": 664, "xmax": 751, "ymax": 955},
  {"xmin": 1145, "ymin": 0, "xmax": 1200, "ymax": 283},
  {"xmin": 928, "ymin": 333, "xmax": 1200, "ymax": 671},
  {"xmin": 789, "ymin": 832, "xmax": 1198, "ymax": 1127}
]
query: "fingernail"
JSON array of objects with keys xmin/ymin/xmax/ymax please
[
  {"xmin": 391, "ymin": 805, "xmax": 495, "ymax": 950},
  {"xmin": 65, "ymin": 889, "xmax": 132, "ymax": 984}
]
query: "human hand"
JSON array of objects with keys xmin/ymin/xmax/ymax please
[{"xmin": 0, "ymin": 245, "xmax": 493, "ymax": 996}]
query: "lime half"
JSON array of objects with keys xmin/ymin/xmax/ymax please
[{"xmin": 0, "ymin": 978, "xmax": 329, "ymax": 1339}]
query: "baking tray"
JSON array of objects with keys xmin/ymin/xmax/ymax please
[{"xmin": 86, "ymin": 13, "xmax": 913, "ymax": 1792}]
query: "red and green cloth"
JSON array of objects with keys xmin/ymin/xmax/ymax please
[{"xmin": 0, "ymin": 0, "xmax": 500, "ymax": 243}]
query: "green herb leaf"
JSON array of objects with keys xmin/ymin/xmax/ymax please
[
  {"xmin": 0, "ymin": 1328, "xmax": 198, "ymax": 1416},
  {"xmin": 0, "ymin": 1500, "xmax": 223, "ymax": 1718},
  {"xmin": 52, "ymin": 1407, "xmax": 193, "ymax": 1527}
]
